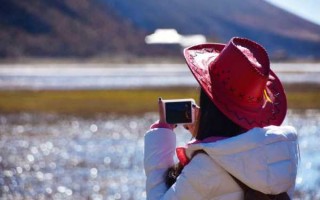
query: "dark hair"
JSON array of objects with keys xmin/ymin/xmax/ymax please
[
  {"xmin": 165, "ymin": 89, "xmax": 246, "ymax": 188},
  {"xmin": 196, "ymin": 89, "xmax": 246, "ymax": 140}
]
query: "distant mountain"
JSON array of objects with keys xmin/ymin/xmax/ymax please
[
  {"xmin": 102, "ymin": 0, "xmax": 320, "ymax": 60},
  {"xmin": 0, "ymin": 0, "xmax": 179, "ymax": 59},
  {"xmin": 1, "ymin": 0, "xmax": 320, "ymax": 60}
]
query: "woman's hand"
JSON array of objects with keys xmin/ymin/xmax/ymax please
[
  {"xmin": 183, "ymin": 104, "xmax": 200, "ymax": 137},
  {"xmin": 150, "ymin": 97, "xmax": 176, "ymax": 130},
  {"xmin": 158, "ymin": 97, "xmax": 166, "ymax": 124}
]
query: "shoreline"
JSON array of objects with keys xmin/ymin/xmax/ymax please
[
  {"xmin": 0, "ymin": 63, "xmax": 319, "ymax": 91},
  {"xmin": 1, "ymin": 57, "xmax": 319, "ymax": 65},
  {"xmin": 0, "ymin": 84, "xmax": 319, "ymax": 116}
]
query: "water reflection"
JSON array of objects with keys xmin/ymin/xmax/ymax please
[{"xmin": 0, "ymin": 111, "xmax": 319, "ymax": 199}]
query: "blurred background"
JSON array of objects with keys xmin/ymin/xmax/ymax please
[{"xmin": 0, "ymin": 0, "xmax": 319, "ymax": 199}]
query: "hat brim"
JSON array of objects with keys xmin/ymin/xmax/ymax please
[{"xmin": 184, "ymin": 43, "xmax": 287, "ymax": 130}]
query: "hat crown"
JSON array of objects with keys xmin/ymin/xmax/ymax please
[{"xmin": 209, "ymin": 38, "xmax": 270, "ymax": 109}]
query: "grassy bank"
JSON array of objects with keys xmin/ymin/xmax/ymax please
[
  {"xmin": 0, "ymin": 87, "xmax": 198, "ymax": 116},
  {"xmin": 0, "ymin": 84, "xmax": 319, "ymax": 116}
]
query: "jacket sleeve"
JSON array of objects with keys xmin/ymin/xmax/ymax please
[{"xmin": 144, "ymin": 128, "xmax": 176, "ymax": 200}]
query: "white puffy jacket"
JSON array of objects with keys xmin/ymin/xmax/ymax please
[{"xmin": 144, "ymin": 126, "xmax": 299, "ymax": 200}]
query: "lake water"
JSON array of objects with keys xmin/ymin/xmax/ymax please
[
  {"xmin": 0, "ymin": 63, "xmax": 320, "ymax": 90},
  {"xmin": 0, "ymin": 63, "xmax": 319, "ymax": 199},
  {"xmin": 0, "ymin": 110, "xmax": 319, "ymax": 200}
]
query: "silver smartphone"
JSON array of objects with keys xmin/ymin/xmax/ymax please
[{"xmin": 162, "ymin": 99, "xmax": 195, "ymax": 124}]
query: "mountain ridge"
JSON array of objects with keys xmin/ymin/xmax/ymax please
[
  {"xmin": 0, "ymin": 0, "xmax": 179, "ymax": 59},
  {"xmin": 103, "ymin": 0, "xmax": 320, "ymax": 59},
  {"xmin": 1, "ymin": 0, "xmax": 320, "ymax": 60}
]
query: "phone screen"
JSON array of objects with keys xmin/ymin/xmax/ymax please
[{"xmin": 165, "ymin": 101, "xmax": 193, "ymax": 124}]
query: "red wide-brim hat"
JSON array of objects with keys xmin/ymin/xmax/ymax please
[{"xmin": 183, "ymin": 37, "xmax": 287, "ymax": 130}]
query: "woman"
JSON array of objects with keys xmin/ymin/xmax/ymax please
[{"xmin": 144, "ymin": 37, "xmax": 299, "ymax": 200}]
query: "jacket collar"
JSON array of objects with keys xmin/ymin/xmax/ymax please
[{"xmin": 176, "ymin": 136, "xmax": 227, "ymax": 166}]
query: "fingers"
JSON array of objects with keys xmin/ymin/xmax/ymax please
[
  {"xmin": 158, "ymin": 97, "xmax": 177, "ymax": 129},
  {"xmin": 192, "ymin": 103, "xmax": 200, "ymax": 109},
  {"xmin": 158, "ymin": 97, "xmax": 165, "ymax": 123},
  {"xmin": 182, "ymin": 103, "xmax": 200, "ymax": 135},
  {"xmin": 192, "ymin": 103, "xmax": 200, "ymax": 121}
]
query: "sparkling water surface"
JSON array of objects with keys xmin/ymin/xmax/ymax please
[{"xmin": 0, "ymin": 110, "xmax": 319, "ymax": 200}]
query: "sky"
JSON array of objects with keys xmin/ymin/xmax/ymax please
[{"xmin": 264, "ymin": 0, "xmax": 320, "ymax": 26}]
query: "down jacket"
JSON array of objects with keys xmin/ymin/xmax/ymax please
[{"xmin": 144, "ymin": 125, "xmax": 299, "ymax": 200}]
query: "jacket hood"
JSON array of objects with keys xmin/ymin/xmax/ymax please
[{"xmin": 185, "ymin": 125, "xmax": 299, "ymax": 194}]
